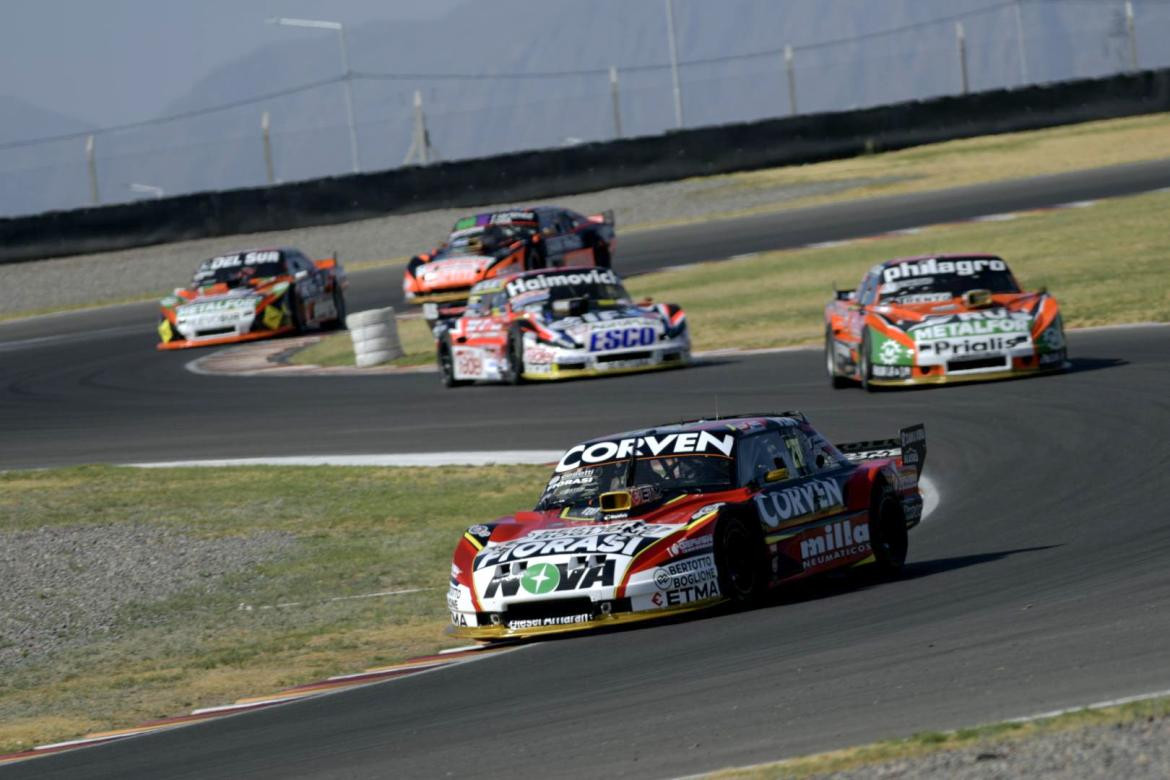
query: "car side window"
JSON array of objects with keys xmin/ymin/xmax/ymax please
[
  {"xmin": 736, "ymin": 431, "xmax": 798, "ymax": 486},
  {"xmin": 858, "ymin": 272, "xmax": 879, "ymax": 306},
  {"xmin": 287, "ymin": 252, "xmax": 314, "ymax": 274},
  {"xmin": 780, "ymin": 428, "xmax": 813, "ymax": 477}
]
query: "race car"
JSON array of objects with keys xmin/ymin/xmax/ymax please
[
  {"xmin": 447, "ymin": 412, "xmax": 925, "ymax": 640},
  {"xmin": 435, "ymin": 266, "xmax": 689, "ymax": 386},
  {"xmin": 403, "ymin": 206, "xmax": 616, "ymax": 324},
  {"xmin": 824, "ymin": 253, "xmax": 1068, "ymax": 389},
  {"xmin": 157, "ymin": 248, "xmax": 347, "ymax": 350}
]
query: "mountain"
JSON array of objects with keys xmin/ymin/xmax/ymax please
[{"xmin": 1, "ymin": 0, "xmax": 1163, "ymax": 217}]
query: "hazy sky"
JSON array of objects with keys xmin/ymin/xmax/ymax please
[{"xmin": 0, "ymin": 0, "xmax": 462, "ymax": 128}]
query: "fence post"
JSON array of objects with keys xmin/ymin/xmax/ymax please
[
  {"xmin": 664, "ymin": 0, "xmax": 684, "ymax": 129},
  {"xmin": 1013, "ymin": 0, "xmax": 1028, "ymax": 86},
  {"xmin": 956, "ymin": 22, "xmax": 970, "ymax": 95},
  {"xmin": 1125, "ymin": 0, "xmax": 1139, "ymax": 71},
  {"xmin": 403, "ymin": 90, "xmax": 435, "ymax": 165},
  {"xmin": 609, "ymin": 66, "xmax": 623, "ymax": 139},
  {"xmin": 85, "ymin": 134, "xmax": 100, "ymax": 206},
  {"xmin": 261, "ymin": 111, "xmax": 275, "ymax": 185},
  {"xmin": 784, "ymin": 44, "xmax": 798, "ymax": 116}
]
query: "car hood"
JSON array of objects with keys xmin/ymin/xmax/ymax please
[
  {"xmin": 545, "ymin": 306, "xmax": 667, "ymax": 345},
  {"xmin": 871, "ymin": 291, "xmax": 1044, "ymax": 327},
  {"xmin": 161, "ymin": 280, "xmax": 288, "ymax": 313},
  {"xmin": 414, "ymin": 255, "xmax": 495, "ymax": 290}
]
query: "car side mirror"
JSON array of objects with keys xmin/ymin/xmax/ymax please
[
  {"xmin": 834, "ymin": 289, "xmax": 856, "ymax": 301},
  {"xmin": 764, "ymin": 467, "xmax": 789, "ymax": 483},
  {"xmin": 294, "ymin": 270, "xmax": 309, "ymax": 281}
]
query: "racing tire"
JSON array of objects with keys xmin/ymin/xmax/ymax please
[
  {"xmin": 858, "ymin": 330, "xmax": 875, "ymax": 392},
  {"xmin": 593, "ymin": 241, "xmax": 612, "ymax": 269},
  {"xmin": 868, "ymin": 480, "xmax": 909, "ymax": 579},
  {"xmin": 501, "ymin": 325, "xmax": 527, "ymax": 385},
  {"xmin": 286, "ymin": 292, "xmax": 306, "ymax": 334},
  {"xmin": 825, "ymin": 327, "xmax": 849, "ymax": 389},
  {"xmin": 325, "ymin": 285, "xmax": 348, "ymax": 331},
  {"xmin": 713, "ymin": 512, "xmax": 768, "ymax": 608},
  {"xmin": 437, "ymin": 334, "xmax": 470, "ymax": 388}
]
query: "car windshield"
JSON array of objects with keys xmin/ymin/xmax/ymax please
[
  {"xmin": 536, "ymin": 454, "xmax": 733, "ymax": 511},
  {"xmin": 192, "ymin": 251, "xmax": 285, "ymax": 287},
  {"xmin": 878, "ymin": 257, "xmax": 1020, "ymax": 301}
]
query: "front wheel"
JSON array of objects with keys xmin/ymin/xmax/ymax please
[
  {"xmin": 714, "ymin": 513, "xmax": 768, "ymax": 608},
  {"xmin": 286, "ymin": 292, "xmax": 305, "ymax": 334},
  {"xmin": 825, "ymin": 327, "xmax": 849, "ymax": 389},
  {"xmin": 437, "ymin": 334, "xmax": 470, "ymax": 388},
  {"xmin": 501, "ymin": 325, "xmax": 526, "ymax": 385},
  {"xmin": 859, "ymin": 330, "xmax": 875, "ymax": 392},
  {"xmin": 868, "ymin": 481, "xmax": 908, "ymax": 578}
]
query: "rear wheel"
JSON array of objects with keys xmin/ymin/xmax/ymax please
[
  {"xmin": 286, "ymin": 292, "xmax": 305, "ymax": 333},
  {"xmin": 325, "ymin": 285, "xmax": 347, "ymax": 331},
  {"xmin": 825, "ymin": 327, "xmax": 849, "ymax": 389},
  {"xmin": 501, "ymin": 325, "xmax": 526, "ymax": 385},
  {"xmin": 437, "ymin": 334, "xmax": 469, "ymax": 388},
  {"xmin": 714, "ymin": 513, "xmax": 768, "ymax": 607},
  {"xmin": 868, "ymin": 481, "xmax": 909, "ymax": 578}
]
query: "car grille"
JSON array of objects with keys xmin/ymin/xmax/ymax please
[
  {"xmin": 596, "ymin": 350, "xmax": 652, "ymax": 363},
  {"xmin": 196, "ymin": 327, "xmax": 236, "ymax": 337},
  {"xmin": 504, "ymin": 598, "xmax": 593, "ymax": 621},
  {"xmin": 947, "ymin": 356, "xmax": 1009, "ymax": 372}
]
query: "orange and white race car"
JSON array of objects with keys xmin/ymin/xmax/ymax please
[
  {"xmin": 157, "ymin": 248, "xmax": 346, "ymax": 350},
  {"xmin": 824, "ymin": 253, "xmax": 1068, "ymax": 389},
  {"xmin": 403, "ymin": 206, "xmax": 615, "ymax": 324}
]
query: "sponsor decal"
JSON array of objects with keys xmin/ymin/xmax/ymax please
[
  {"xmin": 505, "ymin": 268, "xmax": 619, "ymax": 298},
  {"xmin": 800, "ymin": 519, "xmax": 870, "ymax": 567},
  {"xmin": 487, "ymin": 210, "xmax": 537, "ymax": 225},
  {"xmin": 555, "ymin": 431, "xmax": 735, "ymax": 472},
  {"xmin": 872, "ymin": 365, "xmax": 912, "ymax": 379},
  {"xmin": 664, "ymin": 579, "xmax": 720, "ymax": 606},
  {"xmin": 451, "ymin": 610, "xmax": 469, "ymax": 626},
  {"xmin": 588, "ymin": 327, "xmax": 656, "ymax": 352},
  {"xmin": 879, "ymin": 339, "xmax": 908, "ymax": 364},
  {"xmin": 756, "ymin": 478, "xmax": 845, "ymax": 527},
  {"xmin": 917, "ymin": 335, "xmax": 1028, "ymax": 357},
  {"xmin": 668, "ymin": 534, "xmax": 714, "ymax": 557},
  {"xmin": 895, "ymin": 292, "xmax": 953, "ymax": 303},
  {"xmin": 453, "ymin": 347, "xmax": 484, "ymax": 378},
  {"xmin": 474, "ymin": 522, "xmax": 674, "ymax": 569},
  {"xmin": 467, "ymin": 526, "xmax": 489, "ymax": 538},
  {"xmin": 1039, "ymin": 350, "xmax": 1066, "ymax": 366},
  {"xmin": 178, "ymin": 297, "xmax": 258, "ymax": 317},
  {"xmin": 525, "ymin": 345, "xmax": 556, "ymax": 365},
  {"xmin": 653, "ymin": 554, "xmax": 718, "ymax": 591},
  {"xmin": 881, "ymin": 257, "xmax": 1006, "ymax": 284},
  {"xmin": 509, "ymin": 613, "xmax": 591, "ymax": 629},
  {"xmin": 483, "ymin": 559, "xmax": 616, "ymax": 597},
  {"xmin": 909, "ymin": 311, "xmax": 1031, "ymax": 342}
]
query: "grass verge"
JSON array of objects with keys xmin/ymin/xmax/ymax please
[
  {"xmin": 291, "ymin": 316, "xmax": 435, "ymax": 368},
  {"xmin": 0, "ymin": 463, "xmax": 548, "ymax": 753},
  {"xmin": 708, "ymin": 695, "xmax": 1170, "ymax": 778}
]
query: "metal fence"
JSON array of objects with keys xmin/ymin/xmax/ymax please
[{"xmin": 0, "ymin": 0, "xmax": 1164, "ymax": 218}]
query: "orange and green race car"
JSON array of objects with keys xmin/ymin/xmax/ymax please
[
  {"xmin": 157, "ymin": 248, "xmax": 347, "ymax": 350},
  {"xmin": 824, "ymin": 253, "xmax": 1068, "ymax": 389}
]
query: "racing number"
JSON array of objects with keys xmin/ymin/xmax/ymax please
[
  {"xmin": 784, "ymin": 435, "xmax": 806, "ymax": 472},
  {"xmin": 455, "ymin": 350, "xmax": 483, "ymax": 377}
]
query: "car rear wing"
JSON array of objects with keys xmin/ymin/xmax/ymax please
[
  {"xmin": 588, "ymin": 209, "xmax": 615, "ymax": 227},
  {"xmin": 314, "ymin": 252, "xmax": 340, "ymax": 270},
  {"xmin": 835, "ymin": 424, "xmax": 926, "ymax": 476}
]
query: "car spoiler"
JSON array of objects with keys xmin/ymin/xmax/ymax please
[
  {"xmin": 588, "ymin": 209, "xmax": 615, "ymax": 227},
  {"xmin": 835, "ymin": 424, "xmax": 926, "ymax": 476}
]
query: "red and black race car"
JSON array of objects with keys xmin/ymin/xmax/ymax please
[
  {"xmin": 402, "ymin": 206, "xmax": 615, "ymax": 324},
  {"xmin": 447, "ymin": 413, "xmax": 925, "ymax": 640}
]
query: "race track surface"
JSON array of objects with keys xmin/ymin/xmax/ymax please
[{"xmin": 3, "ymin": 161, "xmax": 1170, "ymax": 779}]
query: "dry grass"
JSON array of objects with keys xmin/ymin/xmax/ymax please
[
  {"xmin": 290, "ymin": 316, "xmax": 435, "ymax": 367},
  {"xmin": 0, "ymin": 464, "xmax": 548, "ymax": 753}
]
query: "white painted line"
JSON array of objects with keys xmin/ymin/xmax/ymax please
[
  {"xmin": 325, "ymin": 660, "xmax": 450, "ymax": 682},
  {"xmin": 728, "ymin": 252, "xmax": 759, "ymax": 262},
  {"xmin": 1004, "ymin": 686, "xmax": 1170, "ymax": 725},
  {"xmin": 439, "ymin": 644, "xmax": 490, "ymax": 655},
  {"xmin": 1059, "ymin": 199, "xmax": 1098, "ymax": 208},
  {"xmin": 885, "ymin": 227, "xmax": 923, "ymax": 235},
  {"xmin": 970, "ymin": 212, "xmax": 1018, "ymax": 222},
  {"xmin": 33, "ymin": 735, "xmax": 130, "ymax": 752},
  {"xmin": 804, "ymin": 240, "xmax": 851, "ymax": 249},
  {"xmin": 124, "ymin": 451, "xmax": 562, "ymax": 468},
  {"xmin": 190, "ymin": 694, "xmax": 307, "ymax": 716},
  {"xmin": 1070, "ymin": 321, "xmax": 1170, "ymax": 333}
]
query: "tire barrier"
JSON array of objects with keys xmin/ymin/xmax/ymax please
[
  {"xmin": 346, "ymin": 308, "xmax": 403, "ymax": 368},
  {"xmin": 4, "ymin": 67, "xmax": 1170, "ymax": 264}
]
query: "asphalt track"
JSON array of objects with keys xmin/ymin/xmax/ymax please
[{"xmin": 3, "ymin": 160, "xmax": 1170, "ymax": 778}]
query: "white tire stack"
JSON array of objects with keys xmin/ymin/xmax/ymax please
[{"xmin": 347, "ymin": 308, "xmax": 403, "ymax": 368}]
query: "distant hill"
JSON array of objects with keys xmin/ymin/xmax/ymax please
[{"xmin": 0, "ymin": 0, "xmax": 1154, "ymax": 217}]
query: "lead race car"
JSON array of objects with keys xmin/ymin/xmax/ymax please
[
  {"xmin": 824, "ymin": 253, "xmax": 1069, "ymax": 389},
  {"xmin": 402, "ymin": 206, "xmax": 615, "ymax": 324},
  {"xmin": 157, "ymin": 248, "xmax": 347, "ymax": 350},
  {"xmin": 435, "ymin": 266, "xmax": 689, "ymax": 385},
  {"xmin": 448, "ymin": 413, "xmax": 925, "ymax": 640}
]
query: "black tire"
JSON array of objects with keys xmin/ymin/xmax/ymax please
[
  {"xmin": 437, "ymin": 334, "xmax": 470, "ymax": 388},
  {"xmin": 325, "ymin": 284, "xmax": 347, "ymax": 331},
  {"xmin": 868, "ymin": 481, "xmax": 909, "ymax": 578},
  {"xmin": 286, "ymin": 291, "xmax": 305, "ymax": 334},
  {"xmin": 593, "ymin": 240, "xmax": 612, "ymax": 269},
  {"xmin": 713, "ymin": 512, "xmax": 768, "ymax": 607},
  {"xmin": 501, "ymin": 325, "xmax": 526, "ymax": 385},
  {"xmin": 825, "ymin": 327, "xmax": 849, "ymax": 389},
  {"xmin": 859, "ymin": 329, "xmax": 875, "ymax": 392}
]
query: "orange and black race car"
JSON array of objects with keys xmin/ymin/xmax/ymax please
[
  {"xmin": 157, "ymin": 248, "xmax": 347, "ymax": 350},
  {"xmin": 824, "ymin": 253, "xmax": 1068, "ymax": 389},
  {"xmin": 447, "ymin": 412, "xmax": 925, "ymax": 640},
  {"xmin": 402, "ymin": 206, "xmax": 615, "ymax": 324}
]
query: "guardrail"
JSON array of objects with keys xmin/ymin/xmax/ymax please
[{"xmin": 3, "ymin": 67, "xmax": 1169, "ymax": 265}]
